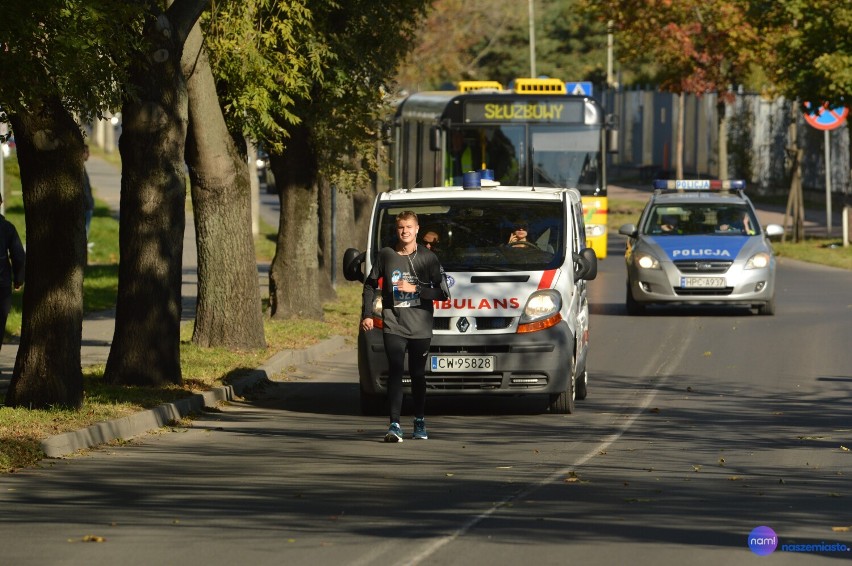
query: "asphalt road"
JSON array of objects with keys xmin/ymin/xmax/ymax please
[{"xmin": 1, "ymin": 243, "xmax": 851, "ymax": 565}]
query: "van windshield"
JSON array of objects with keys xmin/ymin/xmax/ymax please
[{"xmin": 375, "ymin": 199, "xmax": 565, "ymax": 272}]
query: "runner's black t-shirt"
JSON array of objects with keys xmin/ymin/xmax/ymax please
[{"xmin": 362, "ymin": 245, "xmax": 448, "ymax": 339}]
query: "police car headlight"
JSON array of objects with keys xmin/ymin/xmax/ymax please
[
  {"xmin": 585, "ymin": 224, "xmax": 606, "ymax": 238},
  {"xmin": 745, "ymin": 252, "xmax": 770, "ymax": 270},
  {"xmin": 519, "ymin": 289, "xmax": 561, "ymax": 323},
  {"xmin": 636, "ymin": 253, "xmax": 660, "ymax": 270}
]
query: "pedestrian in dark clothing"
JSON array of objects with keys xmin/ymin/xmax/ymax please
[
  {"xmin": 0, "ymin": 201, "xmax": 25, "ymax": 352},
  {"xmin": 361, "ymin": 210, "xmax": 449, "ymax": 442}
]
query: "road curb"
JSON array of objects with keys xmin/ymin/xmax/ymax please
[{"xmin": 40, "ymin": 336, "xmax": 348, "ymax": 458}]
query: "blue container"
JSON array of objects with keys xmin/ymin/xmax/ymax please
[{"xmin": 462, "ymin": 170, "xmax": 481, "ymax": 190}]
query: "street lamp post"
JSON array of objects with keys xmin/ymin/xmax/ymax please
[{"xmin": 528, "ymin": 0, "xmax": 536, "ymax": 77}]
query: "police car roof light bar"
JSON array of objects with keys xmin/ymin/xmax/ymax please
[{"xmin": 652, "ymin": 179, "xmax": 746, "ymax": 191}]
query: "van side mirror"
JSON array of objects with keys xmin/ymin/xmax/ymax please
[
  {"xmin": 342, "ymin": 248, "xmax": 366, "ymax": 282},
  {"xmin": 573, "ymin": 247, "xmax": 598, "ymax": 281},
  {"xmin": 429, "ymin": 126, "xmax": 441, "ymax": 152}
]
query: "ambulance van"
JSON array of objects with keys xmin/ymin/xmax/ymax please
[{"xmin": 343, "ymin": 173, "xmax": 598, "ymax": 415}]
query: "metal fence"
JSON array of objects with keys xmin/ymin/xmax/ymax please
[{"xmin": 603, "ymin": 88, "xmax": 851, "ymax": 197}]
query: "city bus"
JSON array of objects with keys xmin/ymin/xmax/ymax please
[{"xmin": 388, "ymin": 77, "xmax": 612, "ymax": 258}]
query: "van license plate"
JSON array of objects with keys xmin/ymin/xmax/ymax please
[
  {"xmin": 680, "ymin": 277, "xmax": 726, "ymax": 288},
  {"xmin": 430, "ymin": 355, "xmax": 494, "ymax": 372}
]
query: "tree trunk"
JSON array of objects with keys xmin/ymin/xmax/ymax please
[
  {"xmin": 5, "ymin": 101, "xmax": 85, "ymax": 409},
  {"xmin": 268, "ymin": 125, "xmax": 323, "ymax": 320},
  {"xmin": 676, "ymin": 92, "xmax": 685, "ymax": 179},
  {"xmin": 104, "ymin": 7, "xmax": 196, "ymax": 387},
  {"xmin": 317, "ymin": 177, "xmax": 338, "ymax": 303},
  {"xmin": 717, "ymin": 100, "xmax": 729, "ymax": 180},
  {"xmin": 183, "ymin": 21, "xmax": 266, "ymax": 349}
]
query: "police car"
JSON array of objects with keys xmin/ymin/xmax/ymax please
[{"xmin": 618, "ymin": 179, "xmax": 784, "ymax": 315}]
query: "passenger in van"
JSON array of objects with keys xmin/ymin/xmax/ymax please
[
  {"xmin": 421, "ymin": 229, "xmax": 440, "ymax": 252},
  {"xmin": 361, "ymin": 211, "xmax": 450, "ymax": 443}
]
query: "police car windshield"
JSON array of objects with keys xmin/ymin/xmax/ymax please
[
  {"xmin": 376, "ymin": 199, "xmax": 565, "ymax": 272},
  {"xmin": 643, "ymin": 203, "xmax": 759, "ymax": 236}
]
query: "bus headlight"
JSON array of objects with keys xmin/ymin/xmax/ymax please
[
  {"xmin": 585, "ymin": 224, "xmax": 606, "ymax": 237},
  {"xmin": 745, "ymin": 252, "xmax": 770, "ymax": 270}
]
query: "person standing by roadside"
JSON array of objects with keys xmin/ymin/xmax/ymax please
[
  {"xmin": 82, "ymin": 144, "xmax": 95, "ymax": 249},
  {"xmin": 361, "ymin": 211, "xmax": 449, "ymax": 442},
  {"xmin": 0, "ymin": 194, "xmax": 25, "ymax": 352}
]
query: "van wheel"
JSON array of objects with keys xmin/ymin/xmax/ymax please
[
  {"xmin": 360, "ymin": 389, "xmax": 386, "ymax": 416},
  {"xmin": 626, "ymin": 283, "xmax": 645, "ymax": 315},
  {"xmin": 549, "ymin": 359, "xmax": 576, "ymax": 414},
  {"xmin": 575, "ymin": 370, "xmax": 588, "ymax": 400}
]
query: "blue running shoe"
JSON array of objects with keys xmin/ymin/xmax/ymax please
[
  {"xmin": 384, "ymin": 422, "xmax": 403, "ymax": 443},
  {"xmin": 412, "ymin": 417, "xmax": 428, "ymax": 440}
]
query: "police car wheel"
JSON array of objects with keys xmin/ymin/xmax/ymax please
[
  {"xmin": 575, "ymin": 370, "xmax": 588, "ymax": 400},
  {"xmin": 626, "ymin": 283, "xmax": 645, "ymax": 316},
  {"xmin": 756, "ymin": 296, "xmax": 776, "ymax": 316}
]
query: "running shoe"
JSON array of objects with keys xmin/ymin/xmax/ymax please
[
  {"xmin": 384, "ymin": 422, "xmax": 403, "ymax": 443},
  {"xmin": 412, "ymin": 417, "xmax": 428, "ymax": 440}
]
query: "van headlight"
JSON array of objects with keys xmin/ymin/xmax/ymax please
[
  {"xmin": 745, "ymin": 252, "xmax": 770, "ymax": 270},
  {"xmin": 636, "ymin": 253, "xmax": 660, "ymax": 269},
  {"xmin": 519, "ymin": 289, "xmax": 561, "ymax": 323}
]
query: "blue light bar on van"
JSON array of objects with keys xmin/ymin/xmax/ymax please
[{"xmin": 653, "ymin": 179, "xmax": 746, "ymax": 191}]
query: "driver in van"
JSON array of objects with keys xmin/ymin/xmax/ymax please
[{"xmin": 508, "ymin": 221, "xmax": 531, "ymax": 247}]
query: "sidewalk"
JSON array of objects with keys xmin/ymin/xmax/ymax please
[
  {"xmin": 0, "ymin": 155, "xmax": 199, "ymax": 390},
  {"xmin": 2, "ymin": 156, "xmax": 348, "ymax": 458}
]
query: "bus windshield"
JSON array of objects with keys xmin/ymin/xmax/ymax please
[
  {"xmin": 531, "ymin": 126, "xmax": 601, "ymax": 195},
  {"xmin": 444, "ymin": 127, "xmax": 524, "ymax": 186},
  {"xmin": 376, "ymin": 199, "xmax": 565, "ymax": 272},
  {"xmin": 443, "ymin": 125, "xmax": 601, "ymax": 196}
]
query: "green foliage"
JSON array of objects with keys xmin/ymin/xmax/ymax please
[
  {"xmin": 203, "ymin": 0, "xmax": 324, "ymax": 150},
  {"xmin": 398, "ymin": 0, "xmax": 610, "ymax": 91},
  {"xmin": 584, "ymin": 0, "xmax": 758, "ymax": 96},
  {"xmin": 756, "ymin": 0, "xmax": 851, "ymax": 107},
  {"xmin": 305, "ymin": 0, "xmax": 431, "ymax": 192},
  {"xmin": 0, "ymin": 1, "xmax": 142, "ymax": 123}
]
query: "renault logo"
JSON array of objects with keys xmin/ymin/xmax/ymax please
[{"xmin": 456, "ymin": 317, "xmax": 470, "ymax": 333}]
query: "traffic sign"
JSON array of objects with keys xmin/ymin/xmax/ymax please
[
  {"xmin": 566, "ymin": 81, "xmax": 593, "ymax": 97},
  {"xmin": 803, "ymin": 101, "xmax": 848, "ymax": 131}
]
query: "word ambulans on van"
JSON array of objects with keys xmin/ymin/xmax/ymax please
[{"xmin": 343, "ymin": 174, "xmax": 598, "ymax": 415}]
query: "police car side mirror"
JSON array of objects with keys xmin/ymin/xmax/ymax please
[
  {"xmin": 342, "ymin": 248, "xmax": 366, "ymax": 283},
  {"xmin": 764, "ymin": 224, "xmax": 784, "ymax": 238},
  {"xmin": 618, "ymin": 223, "xmax": 637, "ymax": 238},
  {"xmin": 573, "ymin": 248, "xmax": 598, "ymax": 281}
]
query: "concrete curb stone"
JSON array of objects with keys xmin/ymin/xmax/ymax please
[{"xmin": 40, "ymin": 336, "xmax": 348, "ymax": 458}]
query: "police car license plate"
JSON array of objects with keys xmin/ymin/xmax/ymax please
[
  {"xmin": 680, "ymin": 277, "xmax": 726, "ymax": 288},
  {"xmin": 430, "ymin": 355, "xmax": 494, "ymax": 372}
]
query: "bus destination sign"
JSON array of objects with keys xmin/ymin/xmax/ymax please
[{"xmin": 465, "ymin": 100, "xmax": 584, "ymax": 123}]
